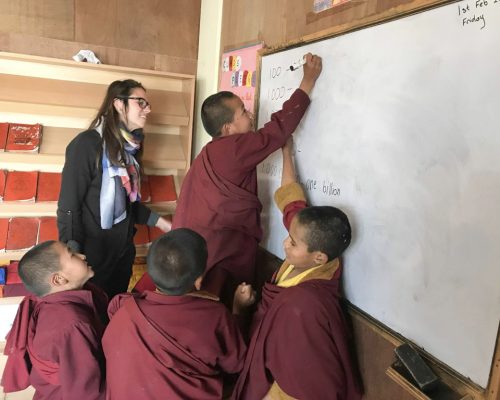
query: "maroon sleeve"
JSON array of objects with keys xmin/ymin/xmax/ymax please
[
  {"xmin": 58, "ymin": 322, "xmax": 105, "ymax": 400},
  {"xmin": 107, "ymin": 293, "xmax": 135, "ymax": 319},
  {"xmin": 283, "ymin": 200, "xmax": 307, "ymax": 231},
  {"xmin": 216, "ymin": 311, "xmax": 248, "ymax": 374},
  {"xmin": 229, "ymin": 89, "xmax": 311, "ymax": 172}
]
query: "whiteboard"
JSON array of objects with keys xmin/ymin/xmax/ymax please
[{"xmin": 257, "ymin": 0, "xmax": 500, "ymax": 388}]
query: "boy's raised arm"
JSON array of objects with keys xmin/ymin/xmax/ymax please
[
  {"xmin": 274, "ymin": 139, "xmax": 308, "ymax": 231},
  {"xmin": 281, "ymin": 137, "xmax": 296, "ymax": 187}
]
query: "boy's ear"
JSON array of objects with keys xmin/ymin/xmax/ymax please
[
  {"xmin": 220, "ymin": 122, "xmax": 231, "ymax": 137},
  {"xmin": 313, "ymin": 251, "xmax": 328, "ymax": 266},
  {"xmin": 50, "ymin": 272, "xmax": 69, "ymax": 287},
  {"xmin": 194, "ymin": 276, "xmax": 203, "ymax": 291}
]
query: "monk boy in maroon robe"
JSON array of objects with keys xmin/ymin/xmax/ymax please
[
  {"xmin": 1, "ymin": 240, "xmax": 107, "ymax": 400},
  {"xmin": 102, "ymin": 228, "xmax": 255, "ymax": 400},
  {"xmin": 232, "ymin": 139, "xmax": 363, "ymax": 400},
  {"xmin": 135, "ymin": 53, "xmax": 323, "ymax": 303}
]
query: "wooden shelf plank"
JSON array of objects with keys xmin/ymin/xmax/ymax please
[
  {"xmin": 0, "ymin": 52, "xmax": 193, "ymax": 90},
  {"xmin": 0, "ymin": 202, "xmax": 175, "ymax": 218},
  {"xmin": 143, "ymin": 133, "xmax": 187, "ymax": 170},
  {"xmin": 0, "ymin": 101, "xmax": 189, "ymax": 130},
  {"xmin": 1, "ymin": 153, "xmax": 65, "ymax": 172},
  {"xmin": 2, "ymin": 130, "xmax": 187, "ymax": 171},
  {"xmin": 1, "ymin": 151, "xmax": 186, "ymax": 172},
  {"xmin": 0, "ymin": 202, "xmax": 57, "ymax": 217},
  {"xmin": 0, "ymin": 100, "xmax": 94, "ymax": 129},
  {"xmin": 40, "ymin": 126, "xmax": 81, "ymax": 155},
  {"xmin": 148, "ymin": 202, "xmax": 176, "ymax": 215},
  {"xmin": 0, "ymin": 74, "xmax": 107, "ymax": 109}
]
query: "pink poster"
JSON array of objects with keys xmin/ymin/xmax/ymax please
[{"xmin": 219, "ymin": 43, "xmax": 263, "ymax": 114}]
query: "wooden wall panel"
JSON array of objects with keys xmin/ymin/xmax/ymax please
[
  {"xmin": 74, "ymin": 0, "xmax": 201, "ymax": 58},
  {"xmin": 222, "ymin": 0, "xmax": 288, "ymax": 50},
  {"xmin": 0, "ymin": 0, "xmax": 74, "ymax": 40},
  {"xmin": 0, "ymin": 0, "xmax": 200, "ymax": 73},
  {"xmin": 221, "ymin": 0, "xmax": 438, "ymax": 51},
  {"xmin": 0, "ymin": 32, "xmax": 197, "ymax": 74}
]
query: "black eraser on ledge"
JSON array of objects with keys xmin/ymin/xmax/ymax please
[{"xmin": 394, "ymin": 343, "xmax": 439, "ymax": 392}]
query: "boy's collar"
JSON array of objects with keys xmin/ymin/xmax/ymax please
[
  {"xmin": 38, "ymin": 287, "xmax": 95, "ymax": 307},
  {"xmin": 186, "ymin": 290, "xmax": 220, "ymax": 302},
  {"xmin": 153, "ymin": 288, "xmax": 220, "ymax": 302},
  {"xmin": 274, "ymin": 258, "xmax": 341, "ymax": 284}
]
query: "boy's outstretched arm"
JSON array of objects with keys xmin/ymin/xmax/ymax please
[
  {"xmin": 281, "ymin": 137, "xmax": 296, "ymax": 187},
  {"xmin": 299, "ymin": 53, "xmax": 323, "ymax": 95},
  {"xmin": 275, "ymin": 138, "xmax": 308, "ymax": 231},
  {"xmin": 229, "ymin": 53, "xmax": 322, "ymax": 172}
]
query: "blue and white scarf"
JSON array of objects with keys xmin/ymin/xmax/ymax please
[{"xmin": 97, "ymin": 122, "xmax": 144, "ymax": 229}]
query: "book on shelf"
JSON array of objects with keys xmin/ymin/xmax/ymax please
[
  {"xmin": 37, "ymin": 172, "xmax": 62, "ymax": 202},
  {"xmin": 149, "ymin": 175, "xmax": 177, "ymax": 203},
  {"xmin": 0, "ymin": 170, "xmax": 6, "ymax": 201},
  {"xmin": 0, "ymin": 218, "xmax": 8, "ymax": 252},
  {"xmin": 0, "ymin": 122, "xmax": 8, "ymax": 151},
  {"xmin": 2, "ymin": 283, "xmax": 30, "ymax": 298},
  {"xmin": 38, "ymin": 217, "xmax": 58, "ymax": 243},
  {"xmin": 1, "ymin": 261, "xmax": 30, "ymax": 298},
  {"xmin": 140, "ymin": 178, "xmax": 151, "ymax": 203},
  {"xmin": 3, "ymin": 170, "xmax": 39, "ymax": 202},
  {"xmin": 5, "ymin": 217, "xmax": 40, "ymax": 251},
  {"xmin": 5, "ymin": 261, "xmax": 22, "ymax": 285},
  {"xmin": 148, "ymin": 215, "xmax": 172, "ymax": 243},
  {"xmin": 148, "ymin": 226, "xmax": 164, "ymax": 243},
  {"xmin": 134, "ymin": 224, "xmax": 150, "ymax": 247},
  {"xmin": 5, "ymin": 123, "xmax": 43, "ymax": 153}
]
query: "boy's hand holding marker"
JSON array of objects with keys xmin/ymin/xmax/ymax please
[{"xmin": 297, "ymin": 53, "xmax": 323, "ymax": 95}]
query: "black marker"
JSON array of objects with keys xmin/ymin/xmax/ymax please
[{"xmin": 289, "ymin": 58, "xmax": 306, "ymax": 71}]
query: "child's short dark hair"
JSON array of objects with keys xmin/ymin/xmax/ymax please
[
  {"xmin": 147, "ymin": 228, "xmax": 207, "ymax": 295},
  {"xmin": 296, "ymin": 206, "xmax": 351, "ymax": 261},
  {"xmin": 201, "ymin": 91, "xmax": 237, "ymax": 137},
  {"xmin": 18, "ymin": 241, "xmax": 61, "ymax": 297}
]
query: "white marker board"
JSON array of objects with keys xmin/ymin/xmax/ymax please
[{"xmin": 257, "ymin": 0, "xmax": 500, "ymax": 388}]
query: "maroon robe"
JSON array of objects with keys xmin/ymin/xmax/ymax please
[
  {"xmin": 135, "ymin": 89, "xmax": 311, "ymax": 296},
  {"xmin": 1, "ymin": 283, "xmax": 107, "ymax": 400},
  {"xmin": 102, "ymin": 290, "xmax": 247, "ymax": 400},
  {"xmin": 232, "ymin": 186, "xmax": 362, "ymax": 399},
  {"xmin": 233, "ymin": 271, "xmax": 362, "ymax": 400}
]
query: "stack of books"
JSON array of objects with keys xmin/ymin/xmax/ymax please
[{"xmin": 0, "ymin": 171, "xmax": 61, "ymax": 202}]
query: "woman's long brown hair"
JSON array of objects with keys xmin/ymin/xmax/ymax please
[{"xmin": 89, "ymin": 79, "xmax": 145, "ymax": 167}]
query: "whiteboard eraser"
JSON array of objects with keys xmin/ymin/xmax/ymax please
[{"xmin": 394, "ymin": 343, "xmax": 439, "ymax": 392}]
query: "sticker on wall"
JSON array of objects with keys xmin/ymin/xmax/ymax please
[
  {"xmin": 219, "ymin": 43, "xmax": 263, "ymax": 114},
  {"xmin": 313, "ymin": 0, "xmax": 353, "ymax": 13}
]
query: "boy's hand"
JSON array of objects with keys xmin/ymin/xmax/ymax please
[
  {"xmin": 299, "ymin": 53, "xmax": 323, "ymax": 95},
  {"xmin": 233, "ymin": 282, "xmax": 256, "ymax": 314},
  {"xmin": 155, "ymin": 216, "xmax": 172, "ymax": 232}
]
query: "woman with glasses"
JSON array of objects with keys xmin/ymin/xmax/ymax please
[{"xmin": 57, "ymin": 79, "xmax": 171, "ymax": 299}]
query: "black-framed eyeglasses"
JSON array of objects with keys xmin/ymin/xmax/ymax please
[{"xmin": 117, "ymin": 96, "xmax": 151, "ymax": 110}]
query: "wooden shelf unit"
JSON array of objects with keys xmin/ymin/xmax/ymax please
[
  {"xmin": 0, "ymin": 51, "xmax": 195, "ymax": 173},
  {"xmin": 0, "ymin": 51, "xmax": 195, "ymax": 260}
]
